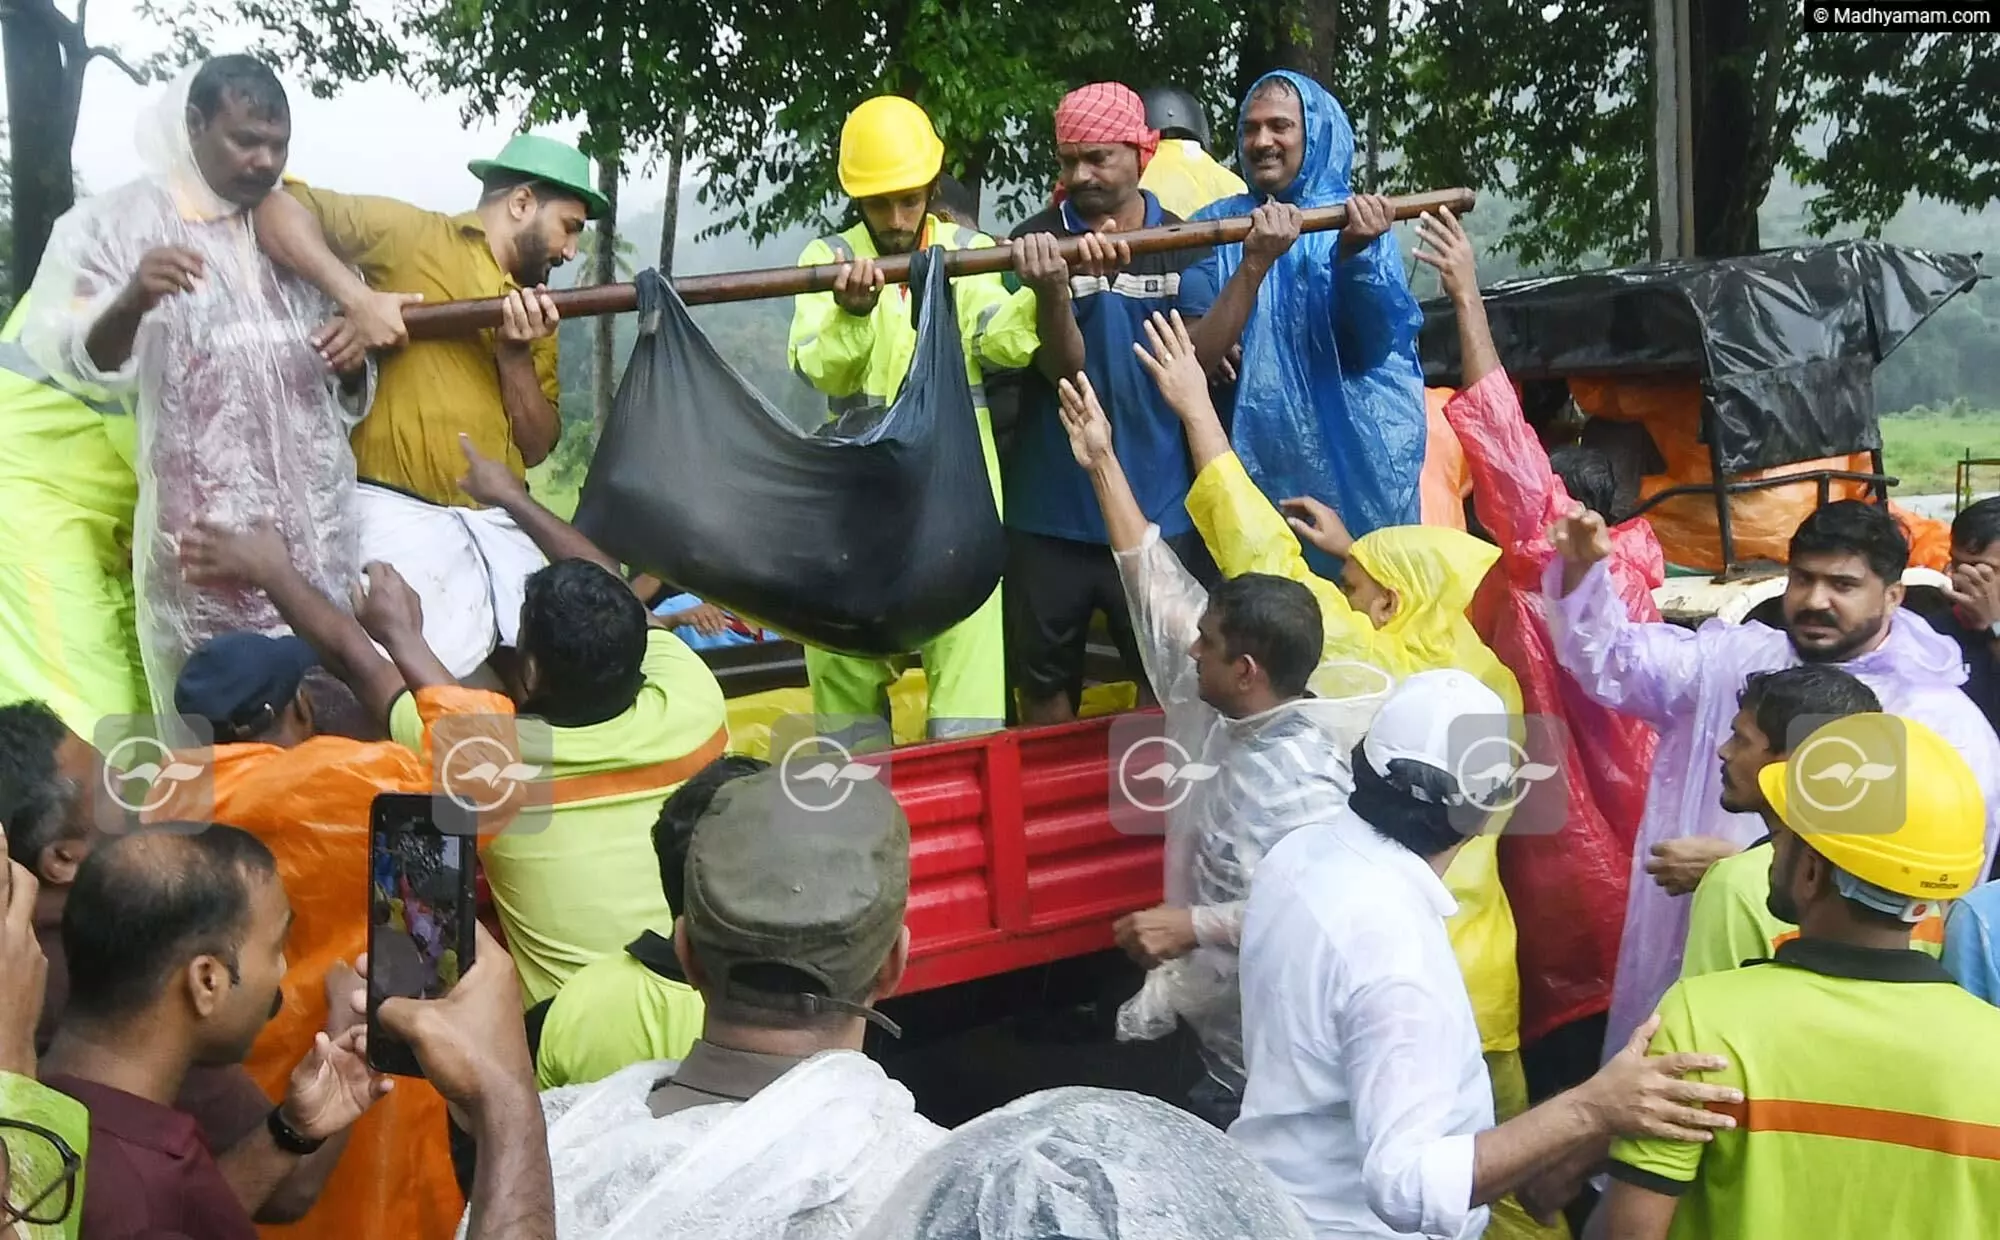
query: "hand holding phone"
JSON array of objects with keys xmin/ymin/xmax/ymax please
[{"xmin": 366, "ymin": 793, "xmax": 476, "ymax": 1077}]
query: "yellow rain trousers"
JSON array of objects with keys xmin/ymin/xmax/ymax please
[
  {"xmin": 0, "ymin": 298, "xmax": 145, "ymax": 737},
  {"xmin": 788, "ymin": 216, "xmax": 1038, "ymax": 740},
  {"xmin": 1190, "ymin": 453, "xmax": 1563, "ymax": 1240}
]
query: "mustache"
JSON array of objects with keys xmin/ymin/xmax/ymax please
[{"xmin": 1793, "ymin": 609, "xmax": 1841, "ymax": 629}]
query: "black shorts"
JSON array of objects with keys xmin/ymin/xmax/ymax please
[{"xmin": 1006, "ymin": 527, "xmax": 1220, "ymax": 706}]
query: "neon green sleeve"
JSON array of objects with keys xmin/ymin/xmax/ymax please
[
  {"xmin": 787, "ymin": 237, "xmax": 877, "ymax": 399},
  {"xmin": 387, "ymin": 690, "xmax": 423, "ymax": 754},
  {"xmin": 1609, "ymin": 983, "xmax": 1713, "ymax": 1187}
]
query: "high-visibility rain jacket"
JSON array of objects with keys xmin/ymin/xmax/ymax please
[
  {"xmin": 0, "ymin": 297, "xmax": 146, "ymax": 736},
  {"xmin": 1139, "ymin": 138, "xmax": 1249, "ymax": 220}
]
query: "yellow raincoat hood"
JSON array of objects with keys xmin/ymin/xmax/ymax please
[{"xmin": 1349, "ymin": 526, "xmax": 1522, "ymax": 716}]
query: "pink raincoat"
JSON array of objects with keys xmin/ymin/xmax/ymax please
[
  {"xmin": 1448, "ymin": 370, "xmax": 1663, "ymax": 1043},
  {"xmin": 1547, "ymin": 556, "xmax": 2000, "ymax": 1060}
]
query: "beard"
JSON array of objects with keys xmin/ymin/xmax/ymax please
[
  {"xmin": 1787, "ymin": 607, "xmax": 1888, "ymax": 664},
  {"xmin": 1765, "ymin": 845, "xmax": 1801, "ymax": 925},
  {"xmin": 512, "ymin": 229, "xmax": 554, "ymax": 288}
]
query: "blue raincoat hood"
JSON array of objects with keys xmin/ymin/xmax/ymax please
[
  {"xmin": 1237, "ymin": 70, "xmax": 1355, "ymax": 208},
  {"xmin": 1186, "ymin": 72, "xmax": 1427, "ymax": 550}
]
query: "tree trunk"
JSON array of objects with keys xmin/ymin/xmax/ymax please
[
  {"xmin": 1234, "ymin": 0, "xmax": 1339, "ymax": 105},
  {"xmin": 657, "ymin": 118, "xmax": 685, "ymax": 275},
  {"xmin": 590, "ymin": 138, "xmax": 621, "ymax": 434},
  {"xmin": 1688, "ymin": 0, "xmax": 1792, "ymax": 256},
  {"xmin": 2, "ymin": 0, "xmax": 78, "ymax": 300}
]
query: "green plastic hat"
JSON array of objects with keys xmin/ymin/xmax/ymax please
[{"xmin": 468, "ymin": 134, "xmax": 609, "ymax": 218}]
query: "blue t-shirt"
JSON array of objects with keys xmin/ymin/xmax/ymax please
[
  {"xmin": 1944, "ymin": 880, "xmax": 2000, "ymax": 1006},
  {"xmin": 1001, "ymin": 193, "xmax": 1205, "ymax": 545}
]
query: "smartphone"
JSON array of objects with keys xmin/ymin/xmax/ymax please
[{"xmin": 366, "ymin": 792, "xmax": 476, "ymax": 1077}]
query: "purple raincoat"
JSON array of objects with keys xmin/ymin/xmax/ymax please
[{"xmin": 1546, "ymin": 559, "xmax": 2000, "ymax": 1060}]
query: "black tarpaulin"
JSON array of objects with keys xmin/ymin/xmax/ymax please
[
  {"xmin": 1418, "ymin": 240, "xmax": 1982, "ymax": 474},
  {"xmin": 572, "ymin": 250, "xmax": 1005, "ymax": 658}
]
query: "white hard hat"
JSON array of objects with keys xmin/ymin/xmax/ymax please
[{"xmin": 1362, "ymin": 669, "xmax": 1508, "ymax": 788}]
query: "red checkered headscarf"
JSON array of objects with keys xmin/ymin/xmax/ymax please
[{"xmin": 1054, "ymin": 83, "xmax": 1160, "ymax": 169}]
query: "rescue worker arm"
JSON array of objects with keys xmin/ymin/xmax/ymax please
[
  {"xmin": 456, "ymin": 433, "xmax": 623, "ymax": 578},
  {"xmin": 788, "ymin": 239, "xmax": 877, "ymax": 398},
  {"xmin": 179, "ymin": 519, "xmax": 416, "ymax": 726},
  {"xmin": 1546, "ymin": 510, "xmax": 1705, "ymax": 722},
  {"xmin": 1185, "ymin": 201, "xmax": 1301, "ymax": 371},
  {"xmin": 256, "ymin": 185, "xmax": 423, "ymax": 351},
  {"xmin": 494, "ymin": 290, "xmax": 562, "ymax": 467}
]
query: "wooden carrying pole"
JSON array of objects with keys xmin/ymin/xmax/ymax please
[{"xmin": 402, "ymin": 187, "xmax": 1476, "ymax": 340}]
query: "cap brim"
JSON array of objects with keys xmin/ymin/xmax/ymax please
[{"xmin": 467, "ymin": 158, "xmax": 610, "ymax": 219}]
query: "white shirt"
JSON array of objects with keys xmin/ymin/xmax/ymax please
[{"xmin": 1233, "ymin": 817, "xmax": 1493, "ymax": 1239}]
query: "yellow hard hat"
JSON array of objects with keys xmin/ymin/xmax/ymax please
[
  {"xmin": 1759, "ymin": 713, "xmax": 1987, "ymax": 901},
  {"xmin": 838, "ymin": 96, "xmax": 945, "ymax": 200}
]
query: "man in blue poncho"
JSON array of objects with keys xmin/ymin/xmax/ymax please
[{"xmin": 1180, "ymin": 71, "xmax": 1426, "ymax": 555}]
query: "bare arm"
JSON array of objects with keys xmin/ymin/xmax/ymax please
[
  {"xmin": 1589, "ymin": 1181, "xmax": 1679, "ymax": 1240},
  {"xmin": 1414, "ymin": 206, "xmax": 1500, "ymax": 389},
  {"xmin": 1056, "ymin": 375, "xmax": 1148, "ymax": 553},
  {"xmin": 1187, "ymin": 201, "xmax": 1300, "ymax": 371},
  {"xmin": 495, "ymin": 291, "xmax": 561, "ymax": 467},
  {"xmin": 254, "ymin": 190, "xmax": 378, "ymax": 315},
  {"xmin": 457, "ymin": 434, "xmax": 617, "ymax": 573}
]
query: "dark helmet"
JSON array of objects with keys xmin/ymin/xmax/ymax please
[{"xmin": 1140, "ymin": 86, "xmax": 1210, "ymax": 147}]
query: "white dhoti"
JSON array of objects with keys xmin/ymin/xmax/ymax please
[{"xmin": 354, "ymin": 482, "xmax": 547, "ymax": 678}]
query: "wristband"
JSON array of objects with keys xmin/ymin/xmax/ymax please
[{"xmin": 267, "ymin": 1105, "xmax": 326, "ymax": 1156}]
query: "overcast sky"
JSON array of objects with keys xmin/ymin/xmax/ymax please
[{"xmin": 10, "ymin": 0, "xmax": 676, "ymax": 215}]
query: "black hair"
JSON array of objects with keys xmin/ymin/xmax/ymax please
[
  {"xmin": 0, "ymin": 701, "xmax": 78, "ymax": 872},
  {"xmin": 654, "ymin": 755, "xmax": 769, "ymax": 914},
  {"xmin": 517, "ymin": 559, "xmax": 649, "ymax": 727},
  {"xmin": 1249, "ymin": 76, "xmax": 1302, "ymax": 107},
  {"xmin": 478, "ymin": 169, "xmax": 589, "ymax": 214},
  {"xmin": 188, "ymin": 55, "xmax": 289, "ymax": 123},
  {"xmin": 1788, "ymin": 500, "xmax": 1908, "ymax": 585},
  {"xmin": 1348, "ymin": 741, "xmax": 1471, "ymax": 860},
  {"xmin": 1738, "ymin": 665, "xmax": 1881, "ymax": 753},
  {"xmin": 1204, "ymin": 573, "xmax": 1323, "ymax": 698},
  {"xmin": 62, "ymin": 825, "xmax": 277, "ymax": 1023},
  {"xmin": 1953, "ymin": 496, "xmax": 2000, "ymax": 555},
  {"xmin": 1550, "ymin": 445, "xmax": 1619, "ymax": 523},
  {"xmin": 930, "ymin": 174, "xmax": 979, "ymax": 229}
]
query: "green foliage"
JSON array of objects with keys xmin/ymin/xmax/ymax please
[{"xmin": 1880, "ymin": 405, "xmax": 2000, "ymax": 497}]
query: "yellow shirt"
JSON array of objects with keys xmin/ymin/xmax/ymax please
[
  {"xmin": 391, "ymin": 630, "xmax": 730, "ymax": 1004},
  {"xmin": 1140, "ymin": 140, "xmax": 1249, "ymax": 220},
  {"xmin": 284, "ymin": 184, "xmax": 560, "ymax": 507}
]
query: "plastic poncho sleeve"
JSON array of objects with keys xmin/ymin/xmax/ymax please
[
  {"xmin": 1444, "ymin": 369, "xmax": 1568, "ymax": 563},
  {"xmin": 1334, "ymin": 239, "xmax": 1422, "ymax": 377},
  {"xmin": 1943, "ymin": 889, "xmax": 2000, "ymax": 1006},
  {"xmin": 788, "ymin": 236, "xmax": 879, "ymax": 399},
  {"xmin": 22, "ymin": 204, "xmax": 143, "ymax": 394},
  {"xmin": 1111, "ymin": 522, "xmax": 1208, "ymax": 713},
  {"xmin": 1184, "ymin": 451, "xmax": 1380, "ymax": 656},
  {"xmin": 1545, "ymin": 558, "xmax": 1709, "ymax": 725}
]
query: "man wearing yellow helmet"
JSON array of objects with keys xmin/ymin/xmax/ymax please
[
  {"xmin": 1598, "ymin": 714, "xmax": 2000, "ymax": 1239},
  {"xmin": 789, "ymin": 95, "xmax": 1102, "ymax": 739}
]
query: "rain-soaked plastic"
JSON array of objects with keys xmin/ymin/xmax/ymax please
[
  {"xmin": 22, "ymin": 68, "xmax": 364, "ymax": 717},
  {"xmin": 1418, "ymin": 240, "xmax": 1982, "ymax": 475},
  {"xmin": 574, "ymin": 252, "xmax": 1005, "ymax": 659},
  {"xmin": 528, "ymin": 1051, "xmax": 942, "ymax": 1240},
  {"xmin": 852, "ymin": 1087, "xmax": 1313, "ymax": 1240},
  {"xmin": 1186, "ymin": 71, "xmax": 1427, "ymax": 546},
  {"xmin": 1110, "ymin": 526, "xmax": 1388, "ymax": 1097},
  {"xmin": 1449, "ymin": 370, "xmax": 1663, "ymax": 1043}
]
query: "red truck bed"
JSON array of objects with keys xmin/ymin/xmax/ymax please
[{"xmin": 889, "ymin": 711, "xmax": 1166, "ymax": 994}]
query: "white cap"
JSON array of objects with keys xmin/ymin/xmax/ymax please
[{"xmin": 1362, "ymin": 669, "xmax": 1508, "ymax": 790}]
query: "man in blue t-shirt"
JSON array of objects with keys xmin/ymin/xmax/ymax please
[{"xmin": 1003, "ymin": 82, "xmax": 1219, "ymax": 725}]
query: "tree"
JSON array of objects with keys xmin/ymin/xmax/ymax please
[{"xmin": 0, "ymin": 0, "xmax": 145, "ymax": 298}]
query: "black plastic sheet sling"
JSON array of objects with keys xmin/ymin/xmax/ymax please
[{"xmin": 573, "ymin": 248, "xmax": 1005, "ymax": 658}]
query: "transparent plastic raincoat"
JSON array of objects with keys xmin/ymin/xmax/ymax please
[
  {"xmin": 1548, "ymin": 557, "xmax": 2000, "ymax": 1061},
  {"xmin": 531, "ymin": 1052, "xmax": 943, "ymax": 1240},
  {"xmin": 853, "ymin": 1087, "xmax": 1313, "ymax": 1240},
  {"xmin": 1110, "ymin": 524, "xmax": 1390, "ymax": 1100},
  {"xmin": 1187, "ymin": 452, "xmax": 1524, "ymax": 1055},
  {"xmin": 22, "ymin": 68, "xmax": 364, "ymax": 717},
  {"xmin": 1182, "ymin": 71, "xmax": 1426, "ymax": 544}
]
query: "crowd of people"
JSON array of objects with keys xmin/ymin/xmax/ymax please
[{"xmin": 2, "ymin": 48, "xmax": 1999, "ymax": 1240}]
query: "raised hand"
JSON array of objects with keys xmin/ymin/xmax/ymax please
[
  {"xmin": 1412, "ymin": 205, "xmax": 1478, "ymax": 300},
  {"xmin": 1280, "ymin": 496, "xmax": 1353, "ymax": 558},
  {"xmin": 1055, "ymin": 374, "xmax": 1115, "ymax": 471},
  {"xmin": 181, "ymin": 517, "xmax": 292, "ymax": 589},
  {"xmin": 1550, "ymin": 503, "xmax": 1613, "ymax": 569},
  {"xmin": 1132, "ymin": 310, "xmax": 1212, "ymax": 419},
  {"xmin": 832, "ymin": 257, "xmax": 886, "ymax": 317}
]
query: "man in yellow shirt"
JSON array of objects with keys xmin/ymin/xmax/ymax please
[
  {"xmin": 1599, "ymin": 714, "xmax": 2000, "ymax": 1239},
  {"xmin": 1137, "ymin": 86, "xmax": 1247, "ymax": 219},
  {"xmin": 251, "ymin": 136, "xmax": 604, "ymax": 677}
]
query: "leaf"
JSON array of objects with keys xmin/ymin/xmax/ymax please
[
  {"xmin": 795, "ymin": 762, "xmax": 839, "ymax": 785},
  {"xmin": 1515, "ymin": 762, "xmax": 1559, "ymax": 782},
  {"xmin": 464, "ymin": 761, "xmax": 502, "ymax": 785},
  {"xmin": 161, "ymin": 762, "xmax": 205, "ymax": 782},
  {"xmin": 1133, "ymin": 762, "xmax": 1178, "ymax": 783},
  {"xmin": 499, "ymin": 762, "xmax": 544, "ymax": 782},
  {"xmin": 126, "ymin": 761, "xmax": 161, "ymax": 784}
]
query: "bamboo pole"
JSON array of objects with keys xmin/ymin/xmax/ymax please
[{"xmin": 401, "ymin": 187, "xmax": 1476, "ymax": 340}]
